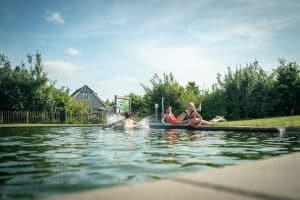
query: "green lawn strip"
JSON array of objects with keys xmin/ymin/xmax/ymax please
[{"xmin": 214, "ymin": 115, "xmax": 300, "ymax": 127}]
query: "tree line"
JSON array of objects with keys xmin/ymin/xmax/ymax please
[
  {"xmin": 1, "ymin": 52, "xmax": 299, "ymax": 120},
  {"xmin": 0, "ymin": 53, "xmax": 88, "ymax": 113},
  {"xmin": 130, "ymin": 59, "xmax": 300, "ymax": 120}
]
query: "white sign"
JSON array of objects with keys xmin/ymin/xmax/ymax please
[{"xmin": 154, "ymin": 103, "xmax": 159, "ymax": 108}]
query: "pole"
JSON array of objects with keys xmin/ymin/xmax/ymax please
[
  {"xmin": 161, "ymin": 97, "xmax": 164, "ymax": 116},
  {"xmin": 155, "ymin": 103, "xmax": 159, "ymax": 121}
]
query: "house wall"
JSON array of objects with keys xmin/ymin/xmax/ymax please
[{"xmin": 72, "ymin": 92, "xmax": 106, "ymax": 113}]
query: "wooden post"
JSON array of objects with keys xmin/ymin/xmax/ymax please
[
  {"xmin": 114, "ymin": 95, "xmax": 118, "ymax": 113},
  {"xmin": 26, "ymin": 111, "xmax": 29, "ymax": 124},
  {"xmin": 0, "ymin": 111, "xmax": 3, "ymax": 124}
]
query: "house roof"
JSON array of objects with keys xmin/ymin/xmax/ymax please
[{"xmin": 71, "ymin": 85, "xmax": 108, "ymax": 109}]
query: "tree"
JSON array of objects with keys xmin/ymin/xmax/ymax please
[
  {"xmin": 215, "ymin": 61, "xmax": 276, "ymax": 119},
  {"xmin": 128, "ymin": 93, "xmax": 146, "ymax": 117},
  {"xmin": 0, "ymin": 52, "xmax": 89, "ymax": 114},
  {"xmin": 181, "ymin": 81, "xmax": 203, "ymax": 108},
  {"xmin": 273, "ymin": 59, "xmax": 300, "ymax": 115},
  {"xmin": 142, "ymin": 73, "xmax": 185, "ymax": 115}
]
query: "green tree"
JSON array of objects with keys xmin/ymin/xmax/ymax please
[
  {"xmin": 181, "ymin": 81, "xmax": 203, "ymax": 108},
  {"xmin": 216, "ymin": 61, "xmax": 275, "ymax": 119},
  {"xmin": 142, "ymin": 73, "xmax": 185, "ymax": 115},
  {"xmin": 0, "ymin": 52, "xmax": 89, "ymax": 114},
  {"xmin": 128, "ymin": 93, "xmax": 146, "ymax": 117},
  {"xmin": 273, "ymin": 59, "xmax": 300, "ymax": 115}
]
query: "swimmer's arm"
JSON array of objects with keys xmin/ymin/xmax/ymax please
[
  {"xmin": 103, "ymin": 120, "xmax": 122, "ymax": 128},
  {"xmin": 161, "ymin": 114, "xmax": 168, "ymax": 123},
  {"xmin": 195, "ymin": 111, "xmax": 202, "ymax": 120},
  {"xmin": 132, "ymin": 120, "xmax": 139, "ymax": 125}
]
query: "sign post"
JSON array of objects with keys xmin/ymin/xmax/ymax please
[
  {"xmin": 155, "ymin": 103, "xmax": 159, "ymax": 121},
  {"xmin": 198, "ymin": 102, "xmax": 202, "ymax": 112},
  {"xmin": 115, "ymin": 95, "xmax": 131, "ymax": 114},
  {"xmin": 161, "ymin": 97, "xmax": 164, "ymax": 116}
]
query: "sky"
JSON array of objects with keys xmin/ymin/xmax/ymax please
[{"xmin": 1, "ymin": 0, "xmax": 300, "ymax": 100}]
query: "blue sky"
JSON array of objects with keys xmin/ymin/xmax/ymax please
[{"xmin": 1, "ymin": 0, "xmax": 300, "ymax": 100}]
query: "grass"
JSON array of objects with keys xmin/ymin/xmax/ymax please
[{"xmin": 214, "ymin": 115, "xmax": 300, "ymax": 127}]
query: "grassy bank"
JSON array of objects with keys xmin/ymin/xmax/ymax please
[{"xmin": 215, "ymin": 115, "xmax": 300, "ymax": 127}]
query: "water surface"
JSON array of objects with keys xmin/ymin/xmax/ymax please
[{"xmin": 0, "ymin": 127, "xmax": 299, "ymax": 199}]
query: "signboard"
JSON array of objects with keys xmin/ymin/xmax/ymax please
[{"xmin": 115, "ymin": 95, "xmax": 131, "ymax": 114}]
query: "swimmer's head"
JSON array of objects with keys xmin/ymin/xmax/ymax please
[{"xmin": 124, "ymin": 112, "xmax": 132, "ymax": 119}]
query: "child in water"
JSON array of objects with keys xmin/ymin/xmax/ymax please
[{"xmin": 103, "ymin": 112, "xmax": 141, "ymax": 130}]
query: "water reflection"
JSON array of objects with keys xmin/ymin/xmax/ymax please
[{"xmin": 0, "ymin": 127, "xmax": 299, "ymax": 199}]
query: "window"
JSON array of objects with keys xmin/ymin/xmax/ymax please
[{"xmin": 83, "ymin": 93, "xmax": 89, "ymax": 100}]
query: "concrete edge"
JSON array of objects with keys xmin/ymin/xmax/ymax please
[{"xmin": 47, "ymin": 152, "xmax": 300, "ymax": 200}]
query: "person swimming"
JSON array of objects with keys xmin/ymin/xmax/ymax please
[{"xmin": 103, "ymin": 112, "xmax": 141, "ymax": 130}]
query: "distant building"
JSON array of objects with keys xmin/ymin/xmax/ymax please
[{"xmin": 71, "ymin": 85, "xmax": 108, "ymax": 113}]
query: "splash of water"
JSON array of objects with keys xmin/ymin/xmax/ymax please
[
  {"xmin": 138, "ymin": 116, "xmax": 150, "ymax": 129},
  {"xmin": 106, "ymin": 113, "xmax": 123, "ymax": 124}
]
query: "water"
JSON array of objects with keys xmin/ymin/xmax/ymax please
[{"xmin": 0, "ymin": 127, "xmax": 299, "ymax": 199}]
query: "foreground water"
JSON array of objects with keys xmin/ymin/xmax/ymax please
[{"xmin": 0, "ymin": 127, "xmax": 299, "ymax": 199}]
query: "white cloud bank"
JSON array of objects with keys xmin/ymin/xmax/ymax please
[
  {"xmin": 65, "ymin": 48, "xmax": 80, "ymax": 56},
  {"xmin": 45, "ymin": 12, "xmax": 64, "ymax": 24},
  {"xmin": 44, "ymin": 60, "xmax": 81, "ymax": 79}
]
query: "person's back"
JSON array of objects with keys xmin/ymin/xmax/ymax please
[{"xmin": 122, "ymin": 112, "xmax": 139, "ymax": 129}]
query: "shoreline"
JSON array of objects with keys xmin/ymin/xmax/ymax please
[{"xmin": 0, "ymin": 123, "xmax": 299, "ymax": 133}]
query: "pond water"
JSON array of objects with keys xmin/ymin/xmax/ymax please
[{"xmin": 0, "ymin": 127, "xmax": 299, "ymax": 199}]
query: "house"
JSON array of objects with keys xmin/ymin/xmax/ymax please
[{"xmin": 71, "ymin": 85, "xmax": 108, "ymax": 113}]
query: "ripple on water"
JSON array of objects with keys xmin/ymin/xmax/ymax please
[{"xmin": 0, "ymin": 127, "xmax": 299, "ymax": 199}]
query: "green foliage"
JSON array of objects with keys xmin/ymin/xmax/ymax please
[
  {"xmin": 216, "ymin": 61, "xmax": 276, "ymax": 119},
  {"xmin": 0, "ymin": 53, "xmax": 89, "ymax": 114},
  {"xmin": 273, "ymin": 59, "xmax": 300, "ymax": 115},
  {"xmin": 201, "ymin": 89, "xmax": 226, "ymax": 119},
  {"xmin": 181, "ymin": 81, "xmax": 203, "ymax": 107},
  {"xmin": 142, "ymin": 73, "xmax": 185, "ymax": 115},
  {"xmin": 2, "ymin": 51, "xmax": 299, "ymax": 122},
  {"xmin": 214, "ymin": 115, "xmax": 300, "ymax": 127},
  {"xmin": 137, "ymin": 59, "xmax": 300, "ymax": 120},
  {"xmin": 128, "ymin": 93, "xmax": 146, "ymax": 117}
]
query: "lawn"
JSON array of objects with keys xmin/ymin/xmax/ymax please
[{"xmin": 214, "ymin": 115, "xmax": 300, "ymax": 127}]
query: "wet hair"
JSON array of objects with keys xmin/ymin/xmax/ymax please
[{"xmin": 124, "ymin": 112, "xmax": 132, "ymax": 119}]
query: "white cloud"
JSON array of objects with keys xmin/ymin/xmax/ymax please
[
  {"xmin": 45, "ymin": 12, "xmax": 64, "ymax": 24},
  {"xmin": 44, "ymin": 60, "xmax": 81, "ymax": 79},
  {"xmin": 132, "ymin": 42, "xmax": 222, "ymax": 89},
  {"xmin": 65, "ymin": 48, "xmax": 80, "ymax": 56},
  {"xmin": 188, "ymin": 18, "xmax": 290, "ymax": 47},
  {"xmin": 96, "ymin": 77, "xmax": 144, "ymax": 100}
]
